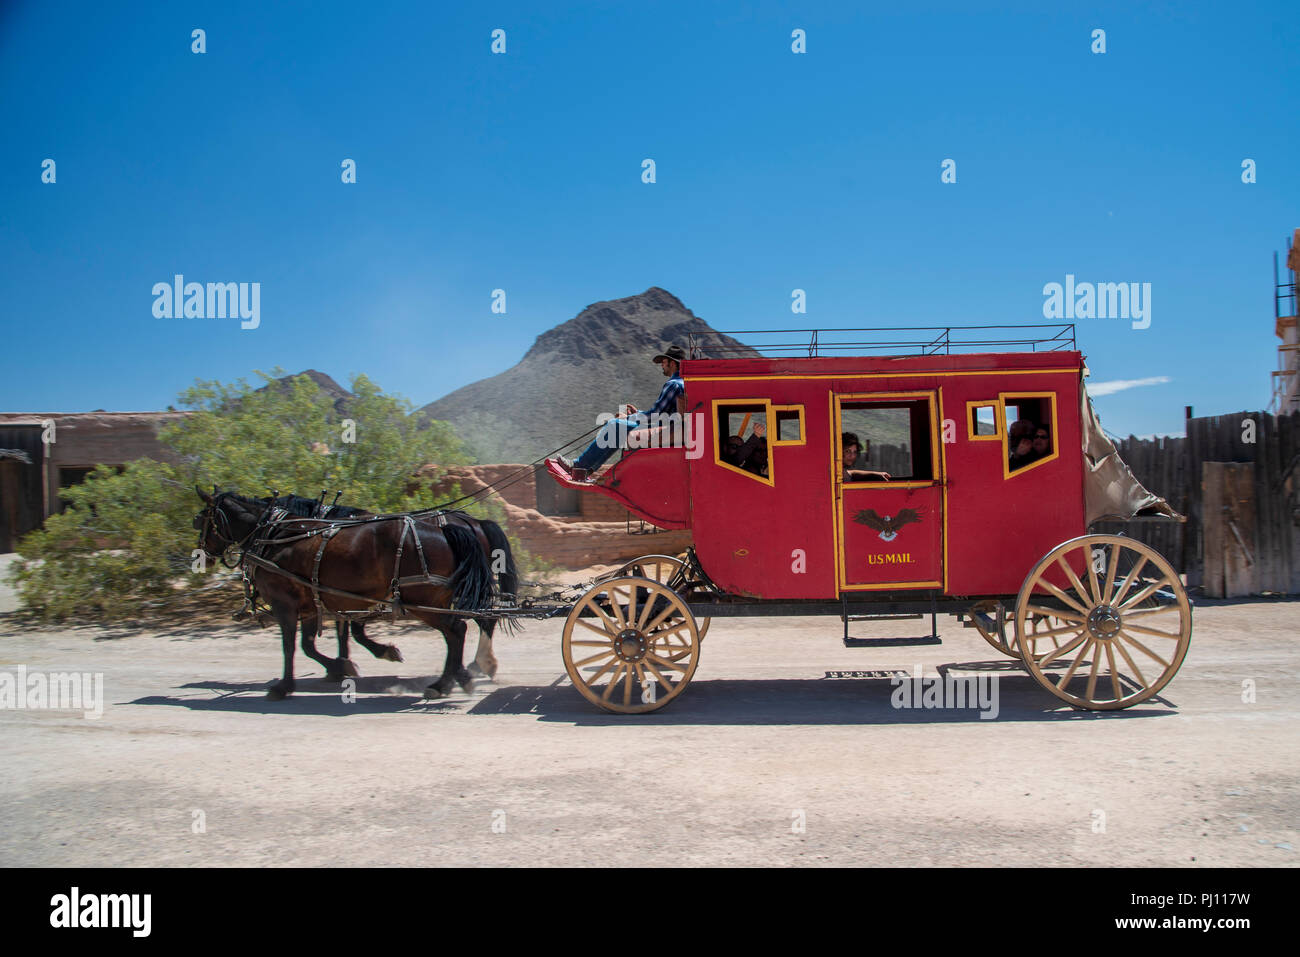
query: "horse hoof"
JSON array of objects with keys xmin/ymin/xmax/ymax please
[
  {"xmin": 383, "ymin": 645, "xmax": 404, "ymax": 663},
  {"xmin": 423, "ymin": 686, "xmax": 446, "ymax": 700},
  {"xmin": 467, "ymin": 662, "xmax": 483, "ymax": 679},
  {"xmin": 337, "ymin": 658, "xmax": 359, "ymax": 677},
  {"xmin": 267, "ymin": 682, "xmax": 293, "ymax": 701}
]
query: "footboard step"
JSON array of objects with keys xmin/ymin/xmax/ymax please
[{"xmin": 843, "ymin": 635, "xmax": 943, "ymax": 648}]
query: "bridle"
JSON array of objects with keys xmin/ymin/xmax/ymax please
[{"xmin": 195, "ymin": 493, "xmax": 278, "ymax": 569}]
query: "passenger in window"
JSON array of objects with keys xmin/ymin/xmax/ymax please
[
  {"xmin": 1008, "ymin": 420, "xmax": 1036, "ymax": 470},
  {"xmin": 1030, "ymin": 425, "xmax": 1052, "ymax": 461},
  {"xmin": 842, "ymin": 432, "xmax": 890, "ymax": 482},
  {"xmin": 727, "ymin": 422, "xmax": 768, "ymax": 476}
]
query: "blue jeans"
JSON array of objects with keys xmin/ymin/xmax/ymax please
[{"xmin": 574, "ymin": 414, "xmax": 646, "ymax": 471}]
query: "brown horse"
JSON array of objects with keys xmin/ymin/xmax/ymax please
[
  {"xmin": 257, "ymin": 493, "xmax": 511, "ymax": 682},
  {"xmin": 193, "ymin": 488, "xmax": 511, "ymax": 700}
]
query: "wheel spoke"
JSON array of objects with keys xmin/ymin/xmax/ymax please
[
  {"xmin": 1035, "ymin": 579, "xmax": 1091, "ymax": 617},
  {"xmin": 1105, "ymin": 642, "xmax": 1122, "ymax": 701},
  {"xmin": 636, "ymin": 593, "xmax": 655, "ymax": 631},
  {"xmin": 1111, "ymin": 556, "xmax": 1149, "ymax": 607},
  {"xmin": 622, "ymin": 665, "xmax": 634, "ymax": 707},
  {"xmin": 646, "ymin": 652, "xmax": 690, "ymax": 672},
  {"xmin": 1100, "ymin": 542, "xmax": 1120, "ymax": 605},
  {"xmin": 1120, "ymin": 605, "xmax": 1181, "ymax": 621},
  {"xmin": 573, "ymin": 649, "xmax": 616, "ymax": 668},
  {"xmin": 1037, "ymin": 632, "xmax": 1088, "ymax": 668},
  {"xmin": 587, "ymin": 656, "xmax": 620, "ymax": 685},
  {"xmin": 587, "ymin": 602, "xmax": 621, "ymax": 635},
  {"xmin": 627, "ymin": 587, "xmax": 638, "ymax": 634},
  {"xmin": 1056, "ymin": 637, "xmax": 1093, "ymax": 689},
  {"xmin": 1121, "ymin": 622, "xmax": 1184, "ymax": 639},
  {"xmin": 1055, "ymin": 556, "xmax": 1094, "ymax": 611},
  {"xmin": 1084, "ymin": 647, "xmax": 1102, "ymax": 701},
  {"xmin": 1025, "ymin": 604, "xmax": 1087, "ymax": 624},
  {"xmin": 1024, "ymin": 622, "xmax": 1085, "ymax": 641},
  {"xmin": 606, "ymin": 589, "xmax": 628, "ymax": 629},
  {"xmin": 601, "ymin": 664, "xmax": 627, "ymax": 701},
  {"xmin": 1086, "ymin": 546, "xmax": 1102, "ymax": 605},
  {"xmin": 574, "ymin": 618, "xmax": 614, "ymax": 638},
  {"xmin": 1120, "ymin": 577, "xmax": 1175, "ymax": 611},
  {"xmin": 642, "ymin": 601, "xmax": 680, "ymax": 635},
  {"xmin": 1112, "ymin": 635, "xmax": 1149, "ymax": 690},
  {"xmin": 1116, "ymin": 631, "xmax": 1170, "ymax": 669},
  {"xmin": 642, "ymin": 657, "xmax": 673, "ymax": 690}
]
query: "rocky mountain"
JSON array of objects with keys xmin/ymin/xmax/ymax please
[
  {"xmin": 261, "ymin": 369, "xmax": 354, "ymax": 415},
  {"xmin": 418, "ymin": 288, "xmax": 759, "ymax": 463}
]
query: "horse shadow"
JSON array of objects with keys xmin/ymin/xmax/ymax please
[{"xmin": 129, "ymin": 673, "xmax": 474, "ymax": 716}]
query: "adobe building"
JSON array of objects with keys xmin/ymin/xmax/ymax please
[{"xmin": 0, "ymin": 412, "xmax": 188, "ymax": 552}]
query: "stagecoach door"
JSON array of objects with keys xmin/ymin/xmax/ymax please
[{"xmin": 833, "ymin": 392, "xmax": 944, "ymax": 591}]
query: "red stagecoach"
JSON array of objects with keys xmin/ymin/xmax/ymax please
[{"xmin": 544, "ymin": 325, "xmax": 1191, "ymax": 714}]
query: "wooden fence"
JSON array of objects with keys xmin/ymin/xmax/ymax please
[{"xmin": 1092, "ymin": 410, "xmax": 1300, "ymax": 594}]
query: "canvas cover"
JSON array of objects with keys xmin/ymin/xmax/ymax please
[{"xmin": 1080, "ymin": 375, "xmax": 1181, "ymax": 524}]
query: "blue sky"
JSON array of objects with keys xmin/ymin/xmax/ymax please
[{"xmin": 2, "ymin": 0, "xmax": 1296, "ymax": 438}]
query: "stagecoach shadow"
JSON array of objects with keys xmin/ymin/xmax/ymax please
[{"xmin": 469, "ymin": 674, "xmax": 1181, "ymax": 724}]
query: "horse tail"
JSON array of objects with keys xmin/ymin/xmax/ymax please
[
  {"xmin": 442, "ymin": 523, "xmax": 494, "ymax": 612},
  {"xmin": 477, "ymin": 519, "xmax": 518, "ymax": 600},
  {"xmin": 477, "ymin": 518, "xmax": 519, "ymax": 635}
]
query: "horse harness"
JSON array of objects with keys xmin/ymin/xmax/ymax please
[{"xmin": 232, "ymin": 506, "xmax": 468, "ymax": 623}]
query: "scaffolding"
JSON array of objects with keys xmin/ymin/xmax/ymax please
[{"xmin": 1271, "ymin": 234, "xmax": 1299, "ymax": 415}]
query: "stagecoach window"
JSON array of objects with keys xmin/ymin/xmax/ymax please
[
  {"xmin": 968, "ymin": 403, "xmax": 999, "ymax": 439},
  {"xmin": 773, "ymin": 406, "xmax": 804, "ymax": 444},
  {"xmin": 715, "ymin": 402, "xmax": 772, "ymax": 481},
  {"xmin": 839, "ymin": 401, "xmax": 934, "ymax": 481},
  {"xmin": 1002, "ymin": 393, "xmax": 1058, "ymax": 475}
]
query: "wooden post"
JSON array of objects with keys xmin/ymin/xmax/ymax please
[{"xmin": 1203, "ymin": 462, "xmax": 1259, "ymax": 597}]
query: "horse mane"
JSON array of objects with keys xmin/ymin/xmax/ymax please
[{"xmin": 261, "ymin": 493, "xmax": 371, "ymax": 519}]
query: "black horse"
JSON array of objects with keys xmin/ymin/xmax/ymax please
[
  {"xmin": 258, "ymin": 493, "xmax": 512, "ymax": 681},
  {"xmin": 194, "ymin": 489, "xmax": 516, "ymax": 700}
]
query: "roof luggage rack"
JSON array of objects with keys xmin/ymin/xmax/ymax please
[{"xmin": 692, "ymin": 323, "xmax": 1077, "ymax": 358}]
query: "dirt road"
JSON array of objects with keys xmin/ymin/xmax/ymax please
[{"xmin": 0, "ymin": 585, "xmax": 1296, "ymax": 867}]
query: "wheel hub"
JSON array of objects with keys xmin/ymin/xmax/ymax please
[
  {"xmin": 1087, "ymin": 605, "xmax": 1122, "ymax": 640},
  {"xmin": 615, "ymin": 629, "xmax": 646, "ymax": 662}
]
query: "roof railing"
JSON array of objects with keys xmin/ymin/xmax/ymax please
[{"xmin": 692, "ymin": 323, "xmax": 1077, "ymax": 358}]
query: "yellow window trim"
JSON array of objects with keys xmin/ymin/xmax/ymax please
[
  {"xmin": 771, "ymin": 404, "xmax": 806, "ymax": 446},
  {"xmin": 712, "ymin": 397, "xmax": 775, "ymax": 487},
  {"xmin": 1000, "ymin": 391, "xmax": 1060, "ymax": 479},
  {"xmin": 966, "ymin": 400, "xmax": 1003, "ymax": 441}
]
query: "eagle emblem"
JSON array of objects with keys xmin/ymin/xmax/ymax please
[{"xmin": 853, "ymin": 508, "xmax": 922, "ymax": 542}]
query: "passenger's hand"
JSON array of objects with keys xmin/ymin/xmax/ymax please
[{"xmin": 753, "ymin": 423, "xmax": 766, "ymax": 438}]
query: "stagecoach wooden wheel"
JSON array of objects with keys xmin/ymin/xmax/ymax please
[
  {"xmin": 616, "ymin": 554, "xmax": 711, "ymax": 642},
  {"xmin": 1015, "ymin": 535, "xmax": 1191, "ymax": 710},
  {"xmin": 562, "ymin": 576, "xmax": 700, "ymax": 714}
]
